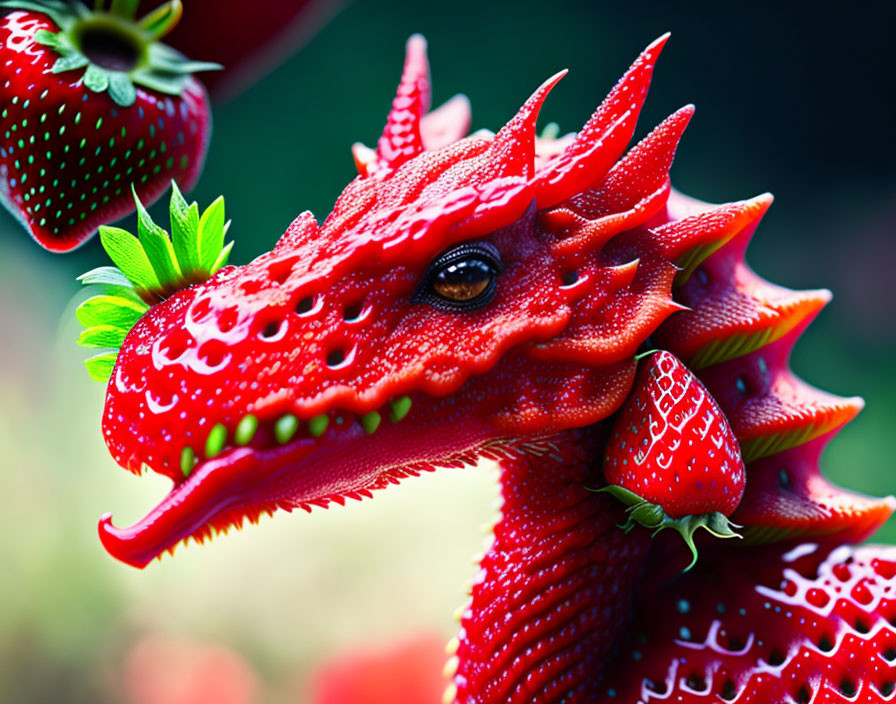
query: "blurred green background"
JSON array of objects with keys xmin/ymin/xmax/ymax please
[{"xmin": 0, "ymin": 0, "xmax": 894, "ymax": 701}]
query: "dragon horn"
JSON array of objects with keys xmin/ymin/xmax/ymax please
[
  {"xmin": 373, "ymin": 33, "xmax": 431, "ymax": 172},
  {"xmin": 535, "ymin": 33, "xmax": 670, "ymax": 209},
  {"xmin": 482, "ymin": 69, "xmax": 567, "ymax": 181}
]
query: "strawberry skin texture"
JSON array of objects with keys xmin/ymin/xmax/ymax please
[
  {"xmin": 603, "ymin": 541, "xmax": 896, "ymax": 702},
  {"xmin": 605, "ymin": 350, "xmax": 745, "ymax": 518},
  {"xmin": 0, "ymin": 10, "xmax": 210, "ymax": 252}
]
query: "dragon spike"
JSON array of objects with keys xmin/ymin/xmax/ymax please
[
  {"xmin": 373, "ymin": 34, "xmax": 432, "ymax": 173},
  {"xmin": 479, "ymin": 70, "xmax": 567, "ymax": 182},
  {"xmin": 535, "ymin": 34, "xmax": 670, "ymax": 209},
  {"xmin": 654, "ymin": 194, "xmax": 774, "ymax": 285},
  {"xmin": 545, "ymin": 105, "xmax": 695, "ymax": 265}
]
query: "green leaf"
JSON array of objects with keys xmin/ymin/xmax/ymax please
[
  {"xmin": 78, "ymin": 266, "xmax": 143, "ymax": 303},
  {"xmin": 84, "ymin": 351, "xmax": 118, "ymax": 383},
  {"xmin": 151, "ymin": 58, "xmax": 223, "ymax": 75},
  {"xmin": 78, "ymin": 324, "xmax": 129, "ymax": 349},
  {"xmin": 132, "ymin": 187, "xmax": 181, "ymax": 286},
  {"xmin": 76, "ymin": 295, "xmax": 148, "ymax": 329},
  {"xmin": 34, "ymin": 29, "xmax": 61, "ymax": 48},
  {"xmin": 129, "ymin": 67, "xmax": 187, "ymax": 96},
  {"xmin": 83, "ymin": 63, "xmax": 110, "ymax": 92},
  {"xmin": 78, "ymin": 266, "xmax": 135, "ymax": 289},
  {"xmin": 169, "ymin": 182, "xmax": 200, "ymax": 274},
  {"xmin": 198, "ymin": 196, "xmax": 225, "ymax": 273},
  {"xmin": 99, "ymin": 226, "xmax": 161, "ymax": 291},
  {"xmin": 210, "ymin": 240, "xmax": 233, "ymax": 274},
  {"xmin": 107, "ymin": 72, "xmax": 137, "ymax": 107},
  {"xmin": 51, "ymin": 53, "xmax": 89, "ymax": 74},
  {"xmin": 139, "ymin": 0, "xmax": 182, "ymax": 40}
]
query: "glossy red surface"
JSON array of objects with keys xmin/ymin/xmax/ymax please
[
  {"xmin": 93, "ymin": 35, "xmax": 895, "ymax": 701},
  {"xmin": 604, "ymin": 350, "xmax": 745, "ymax": 519}
]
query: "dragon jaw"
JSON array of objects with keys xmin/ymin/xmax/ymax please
[{"xmin": 94, "ymin": 33, "xmax": 892, "ymax": 570}]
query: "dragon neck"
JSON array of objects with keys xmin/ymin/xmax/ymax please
[{"xmin": 447, "ymin": 427, "xmax": 651, "ymax": 703}]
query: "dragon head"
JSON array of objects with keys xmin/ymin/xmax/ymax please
[{"xmin": 84, "ymin": 34, "xmax": 890, "ymax": 568}]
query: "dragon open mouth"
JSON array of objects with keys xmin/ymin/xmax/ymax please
[{"xmin": 98, "ymin": 393, "xmax": 501, "ymax": 568}]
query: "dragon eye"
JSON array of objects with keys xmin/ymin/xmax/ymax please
[{"xmin": 416, "ymin": 242, "xmax": 502, "ymax": 311}]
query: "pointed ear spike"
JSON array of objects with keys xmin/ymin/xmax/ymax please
[
  {"xmin": 534, "ymin": 37, "xmax": 671, "ymax": 208},
  {"xmin": 373, "ymin": 33, "xmax": 432, "ymax": 173},
  {"xmin": 484, "ymin": 70, "xmax": 567, "ymax": 180}
]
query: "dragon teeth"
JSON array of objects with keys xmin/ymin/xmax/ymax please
[
  {"xmin": 235, "ymin": 414, "xmax": 258, "ymax": 445},
  {"xmin": 205, "ymin": 423, "xmax": 227, "ymax": 458},
  {"xmin": 360, "ymin": 411, "xmax": 381, "ymax": 434},
  {"xmin": 308, "ymin": 414, "xmax": 329, "ymax": 437},
  {"xmin": 389, "ymin": 396, "xmax": 412, "ymax": 422},
  {"xmin": 180, "ymin": 446, "xmax": 196, "ymax": 477},
  {"xmin": 198, "ymin": 400, "xmax": 407, "ymax": 456},
  {"xmin": 442, "ymin": 655, "xmax": 459, "ymax": 678},
  {"xmin": 274, "ymin": 414, "xmax": 299, "ymax": 444}
]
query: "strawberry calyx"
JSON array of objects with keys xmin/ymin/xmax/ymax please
[
  {"xmin": 0, "ymin": 0, "xmax": 220, "ymax": 106},
  {"xmin": 76, "ymin": 181, "xmax": 233, "ymax": 382},
  {"xmin": 599, "ymin": 484, "xmax": 742, "ymax": 571}
]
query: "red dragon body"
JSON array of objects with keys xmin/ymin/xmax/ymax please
[{"xmin": 84, "ymin": 35, "xmax": 896, "ymax": 702}]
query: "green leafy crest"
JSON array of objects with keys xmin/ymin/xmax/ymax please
[{"xmin": 77, "ymin": 182, "xmax": 233, "ymax": 382}]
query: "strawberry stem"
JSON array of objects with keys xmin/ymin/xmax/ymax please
[
  {"xmin": 596, "ymin": 484, "xmax": 742, "ymax": 572},
  {"xmin": 138, "ymin": 0, "xmax": 183, "ymax": 40}
]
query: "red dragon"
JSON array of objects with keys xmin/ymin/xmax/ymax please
[{"xmin": 80, "ymin": 35, "xmax": 896, "ymax": 702}]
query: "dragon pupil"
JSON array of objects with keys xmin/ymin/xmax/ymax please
[{"xmin": 432, "ymin": 259, "xmax": 493, "ymax": 301}]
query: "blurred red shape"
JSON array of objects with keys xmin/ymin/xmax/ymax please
[
  {"xmin": 155, "ymin": 0, "xmax": 343, "ymax": 102},
  {"xmin": 311, "ymin": 633, "xmax": 447, "ymax": 704},
  {"xmin": 122, "ymin": 634, "xmax": 260, "ymax": 704}
]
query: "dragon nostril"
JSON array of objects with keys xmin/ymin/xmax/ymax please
[
  {"xmin": 735, "ymin": 374, "xmax": 750, "ymax": 395},
  {"xmin": 795, "ymin": 685, "xmax": 812, "ymax": 704},
  {"xmin": 296, "ymin": 296, "xmax": 315, "ymax": 315},
  {"xmin": 343, "ymin": 301, "xmax": 365, "ymax": 322},
  {"xmin": 326, "ymin": 348, "xmax": 347, "ymax": 368},
  {"xmin": 839, "ymin": 679, "xmax": 856, "ymax": 697},
  {"xmin": 720, "ymin": 680, "xmax": 737, "ymax": 701},
  {"xmin": 561, "ymin": 270, "xmax": 578, "ymax": 286},
  {"xmin": 685, "ymin": 674, "xmax": 706, "ymax": 692},
  {"xmin": 259, "ymin": 320, "xmax": 285, "ymax": 340}
]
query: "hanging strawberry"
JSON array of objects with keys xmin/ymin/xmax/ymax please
[
  {"xmin": 601, "ymin": 350, "xmax": 746, "ymax": 570},
  {"xmin": 0, "ymin": 0, "xmax": 218, "ymax": 251}
]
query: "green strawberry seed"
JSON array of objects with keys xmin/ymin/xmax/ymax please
[
  {"xmin": 274, "ymin": 414, "xmax": 299, "ymax": 444},
  {"xmin": 235, "ymin": 414, "xmax": 258, "ymax": 446},
  {"xmin": 204, "ymin": 423, "xmax": 227, "ymax": 458},
  {"xmin": 308, "ymin": 414, "xmax": 329, "ymax": 437},
  {"xmin": 360, "ymin": 411, "xmax": 381, "ymax": 434},
  {"xmin": 389, "ymin": 396, "xmax": 412, "ymax": 422},
  {"xmin": 180, "ymin": 446, "xmax": 195, "ymax": 477}
]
